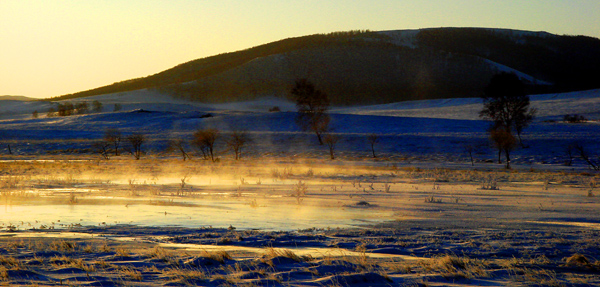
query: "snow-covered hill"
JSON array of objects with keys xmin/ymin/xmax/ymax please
[
  {"xmin": 335, "ymin": 89, "xmax": 600, "ymax": 121},
  {"xmin": 1, "ymin": 88, "xmax": 600, "ymax": 169}
]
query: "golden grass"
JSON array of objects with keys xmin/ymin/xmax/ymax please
[{"xmin": 422, "ymin": 254, "xmax": 488, "ymax": 279}]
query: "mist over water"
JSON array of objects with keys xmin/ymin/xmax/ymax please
[{"xmin": 0, "ymin": 195, "xmax": 391, "ymax": 231}]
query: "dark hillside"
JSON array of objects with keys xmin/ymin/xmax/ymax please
[
  {"xmin": 416, "ymin": 28, "xmax": 600, "ymax": 91},
  {"xmin": 54, "ymin": 31, "xmax": 387, "ymax": 100},
  {"xmin": 160, "ymin": 44, "xmax": 495, "ymax": 105},
  {"xmin": 54, "ymin": 28, "xmax": 600, "ymax": 104}
]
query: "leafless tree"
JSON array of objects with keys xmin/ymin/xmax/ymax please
[
  {"xmin": 367, "ymin": 133, "xmax": 379, "ymax": 158},
  {"xmin": 168, "ymin": 139, "xmax": 191, "ymax": 161},
  {"xmin": 57, "ymin": 102, "xmax": 75, "ymax": 116},
  {"xmin": 94, "ymin": 141, "xmax": 111, "ymax": 160},
  {"xmin": 192, "ymin": 128, "xmax": 219, "ymax": 162},
  {"xmin": 573, "ymin": 143, "xmax": 599, "ymax": 170},
  {"xmin": 565, "ymin": 144, "xmax": 575, "ymax": 166},
  {"xmin": 227, "ymin": 130, "xmax": 250, "ymax": 160},
  {"xmin": 293, "ymin": 79, "xmax": 330, "ymax": 145},
  {"xmin": 490, "ymin": 125, "xmax": 517, "ymax": 169},
  {"xmin": 3, "ymin": 144, "xmax": 12, "ymax": 155},
  {"xmin": 324, "ymin": 133, "xmax": 339, "ymax": 160},
  {"xmin": 46, "ymin": 107, "xmax": 56, "ymax": 117},
  {"xmin": 92, "ymin": 100, "xmax": 103, "ymax": 113},
  {"xmin": 480, "ymin": 72, "xmax": 535, "ymax": 147},
  {"xmin": 463, "ymin": 144, "xmax": 476, "ymax": 166},
  {"xmin": 126, "ymin": 133, "xmax": 145, "ymax": 160},
  {"xmin": 75, "ymin": 102, "xmax": 89, "ymax": 114},
  {"xmin": 104, "ymin": 128, "xmax": 122, "ymax": 156}
]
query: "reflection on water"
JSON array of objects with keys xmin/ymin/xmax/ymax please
[{"xmin": 1, "ymin": 196, "xmax": 392, "ymax": 231}]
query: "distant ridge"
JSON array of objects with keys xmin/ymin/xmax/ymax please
[
  {"xmin": 0, "ymin": 95, "xmax": 35, "ymax": 101},
  {"xmin": 54, "ymin": 28, "xmax": 600, "ymax": 105}
]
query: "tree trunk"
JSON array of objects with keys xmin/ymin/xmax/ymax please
[
  {"xmin": 181, "ymin": 149, "xmax": 189, "ymax": 161},
  {"xmin": 498, "ymin": 149, "xmax": 502, "ymax": 164},
  {"xmin": 469, "ymin": 151, "xmax": 474, "ymax": 166},
  {"xmin": 505, "ymin": 148, "xmax": 511, "ymax": 169},
  {"xmin": 517, "ymin": 132, "xmax": 525, "ymax": 148},
  {"xmin": 371, "ymin": 144, "xmax": 376, "ymax": 158},
  {"xmin": 7, "ymin": 144, "xmax": 12, "ymax": 155},
  {"xmin": 316, "ymin": 132, "xmax": 324, "ymax": 145}
]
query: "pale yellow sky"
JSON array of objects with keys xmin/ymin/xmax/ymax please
[{"xmin": 1, "ymin": 0, "xmax": 599, "ymax": 99}]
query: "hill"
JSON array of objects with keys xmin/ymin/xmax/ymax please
[
  {"xmin": 0, "ymin": 95, "xmax": 35, "ymax": 101},
  {"xmin": 54, "ymin": 28, "xmax": 600, "ymax": 105}
]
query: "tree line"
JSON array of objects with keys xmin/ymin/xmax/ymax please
[
  {"xmin": 19, "ymin": 75, "xmax": 598, "ymax": 170},
  {"xmin": 95, "ymin": 128, "xmax": 251, "ymax": 162},
  {"xmin": 88, "ymin": 75, "xmax": 536, "ymax": 167},
  {"xmin": 41, "ymin": 101, "xmax": 123, "ymax": 118}
]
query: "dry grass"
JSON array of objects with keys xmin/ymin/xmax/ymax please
[
  {"xmin": 163, "ymin": 266, "xmax": 207, "ymax": 282},
  {"xmin": 565, "ymin": 253, "xmax": 591, "ymax": 267},
  {"xmin": 147, "ymin": 246, "xmax": 174, "ymax": 263},
  {"xmin": 262, "ymin": 247, "xmax": 311, "ymax": 264},
  {"xmin": 0, "ymin": 266, "xmax": 8, "ymax": 281},
  {"xmin": 0, "ymin": 256, "xmax": 20, "ymax": 269},
  {"xmin": 511, "ymin": 267, "xmax": 562, "ymax": 287},
  {"xmin": 115, "ymin": 247, "xmax": 131, "ymax": 258},
  {"xmin": 119, "ymin": 266, "xmax": 143, "ymax": 281},
  {"xmin": 422, "ymin": 255, "xmax": 488, "ymax": 279},
  {"xmin": 201, "ymin": 250, "xmax": 232, "ymax": 264}
]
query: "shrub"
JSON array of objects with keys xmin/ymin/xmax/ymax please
[{"xmin": 563, "ymin": 114, "xmax": 586, "ymax": 123}]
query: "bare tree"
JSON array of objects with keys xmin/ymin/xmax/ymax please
[
  {"xmin": 292, "ymin": 79, "xmax": 330, "ymax": 145},
  {"xmin": 57, "ymin": 102, "xmax": 75, "ymax": 116},
  {"xmin": 46, "ymin": 107, "xmax": 56, "ymax": 117},
  {"xmin": 92, "ymin": 100, "xmax": 103, "ymax": 113},
  {"xmin": 126, "ymin": 133, "xmax": 145, "ymax": 160},
  {"xmin": 367, "ymin": 133, "xmax": 379, "ymax": 158},
  {"xmin": 227, "ymin": 130, "xmax": 250, "ymax": 160},
  {"xmin": 94, "ymin": 141, "xmax": 111, "ymax": 160},
  {"xmin": 324, "ymin": 133, "xmax": 339, "ymax": 160},
  {"xmin": 168, "ymin": 139, "xmax": 191, "ymax": 161},
  {"xmin": 104, "ymin": 128, "xmax": 122, "ymax": 156},
  {"xmin": 3, "ymin": 144, "xmax": 12, "ymax": 155},
  {"xmin": 514, "ymin": 111, "xmax": 535, "ymax": 147},
  {"xmin": 490, "ymin": 125, "xmax": 517, "ymax": 169},
  {"xmin": 573, "ymin": 143, "xmax": 599, "ymax": 170},
  {"xmin": 565, "ymin": 144, "xmax": 575, "ymax": 166},
  {"xmin": 463, "ymin": 144, "xmax": 476, "ymax": 166},
  {"xmin": 480, "ymin": 72, "xmax": 535, "ymax": 147},
  {"xmin": 192, "ymin": 128, "xmax": 219, "ymax": 162},
  {"xmin": 75, "ymin": 102, "xmax": 89, "ymax": 114}
]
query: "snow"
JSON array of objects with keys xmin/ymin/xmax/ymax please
[
  {"xmin": 1, "ymin": 88, "xmax": 600, "ymax": 168},
  {"xmin": 483, "ymin": 59, "xmax": 553, "ymax": 85},
  {"xmin": 377, "ymin": 29, "xmax": 420, "ymax": 48},
  {"xmin": 378, "ymin": 28, "xmax": 555, "ymax": 86},
  {"xmin": 1, "ymin": 84, "xmax": 600, "ymax": 287}
]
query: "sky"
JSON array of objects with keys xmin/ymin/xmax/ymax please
[{"xmin": 1, "ymin": 0, "xmax": 599, "ymax": 99}]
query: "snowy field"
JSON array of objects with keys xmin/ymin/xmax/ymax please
[
  {"xmin": 2, "ymin": 88, "xmax": 600, "ymax": 168},
  {"xmin": 1, "ymin": 89, "xmax": 600, "ymax": 286}
]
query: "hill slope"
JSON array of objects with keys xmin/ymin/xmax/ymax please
[
  {"xmin": 0, "ymin": 95, "xmax": 35, "ymax": 101},
  {"xmin": 54, "ymin": 28, "xmax": 600, "ymax": 105}
]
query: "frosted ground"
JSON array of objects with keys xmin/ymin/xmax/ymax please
[
  {"xmin": 1, "ymin": 88, "xmax": 600, "ymax": 168},
  {"xmin": 1, "ymin": 89, "xmax": 600, "ymax": 286}
]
